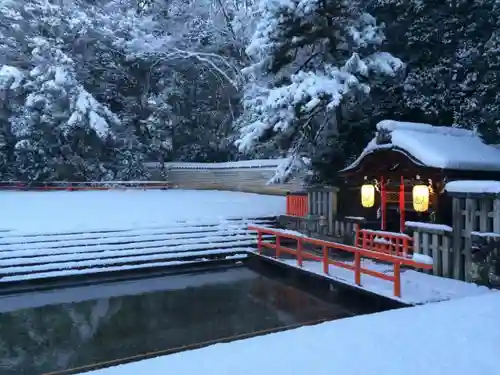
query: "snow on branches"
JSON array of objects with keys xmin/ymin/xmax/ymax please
[{"xmin": 235, "ymin": 0, "xmax": 404, "ymax": 181}]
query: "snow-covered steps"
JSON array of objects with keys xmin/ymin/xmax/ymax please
[{"xmin": 0, "ymin": 217, "xmax": 276, "ymax": 284}]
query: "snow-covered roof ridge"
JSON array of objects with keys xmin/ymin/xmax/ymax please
[
  {"xmin": 161, "ymin": 158, "xmax": 290, "ymax": 170},
  {"xmin": 377, "ymin": 119, "xmax": 475, "ymax": 137},
  {"xmin": 342, "ymin": 120, "xmax": 500, "ymax": 172}
]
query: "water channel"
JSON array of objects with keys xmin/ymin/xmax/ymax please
[{"xmin": 0, "ymin": 265, "xmax": 363, "ymax": 374}]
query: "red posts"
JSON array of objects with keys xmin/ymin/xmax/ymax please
[
  {"xmin": 393, "ymin": 263, "xmax": 401, "ymax": 297},
  {"xmin": 322, "ymin": 246, "xmax": 329, "ymax": 274},
  {"xmin": 285, "ymin": 193, "xmax": 308, "ymax": 217},
  {"xmin": 357, "ymin": 228, "xmax": 412, "ymax": 257},
  {"xmin": 380, "ymin": 176, "xmax": 387, "ymax": 230},
  {"xmin": 354, "ymin": 223, "xmax": 361, "ymax": 248},
  {"xmin": 354, "ymin": 252, "xmax": 361, "ymax": 286},
  {"xmin": 402, "ymin": 236, "xmax": 409, "ymax": 258},
  {"xmin": 248, "ymin": 225, "xmax": 432, "ymax": 298},
  {"xmin": 297, "ymin": 239, "xmax": 303, "ymax": 267},
  {"xmin": 399, "ymin": 176, "xmax": 405, "ymax": 233},
  {"xmin": 257, "ymin": 232, "xmax": 262, "ymax": 254}
]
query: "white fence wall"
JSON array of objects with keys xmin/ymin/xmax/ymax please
[{"xmin": 144, "ymin": 159, "xmax": 305, "ymax": 195}]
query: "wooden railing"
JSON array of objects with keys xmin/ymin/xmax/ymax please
[
  {"xmin": 286, "ymin": 192, "xmax": 308, "ymax": 216},
  {"xmin": 355, "ymin": 228, "xmax": 413, "ymax": 258},
  {"xmin": 249, "ymin": 225, "xmax": 433, "ymax": 298}
]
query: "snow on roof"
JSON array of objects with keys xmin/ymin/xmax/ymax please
[
  {"xmin": 445, "ymin": 180, "xmax": 500, "ymax": 195},
  {"xmin": 342, "ymin": 120, "xmax": 500, "ymax": 172},
  {"xmin": 157, "ymin": 158, "xmax": 290, "ymax": 170}
]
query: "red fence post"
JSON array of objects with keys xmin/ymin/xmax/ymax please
[
  {"xmin": 322, "ymin": 246, "xmax": 329, "ymax": 274},
  {"xmin": 257, "ymin": 231, "xmax": 262, "ymax": 254},
  {"xmin": 399, "ymin": 176, "xmax": 405, "ymax": 233},
  {"xmin": 381, "ymin": 176, "xmax": 387, "ymax": 230},
  {"xmin": 354, "ymin": 252, "xmax": 361, "ymax": 285},
  {"xmin": 403, "ymin": 237, "xmax": 409, "ymax": 258},
  {"xmin": 297, "ymin": 238, "xmax": 303, "ymax": 267},
  {"xmin": 393, "ymin": 263, "xmax": 401, "ymax": 297}
]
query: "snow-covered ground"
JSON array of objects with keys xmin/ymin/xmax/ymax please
[
  {"xmin": 88, "ymin": 291, "xmax": 500, "ymax": 375},
  {"xmin": 2, "ymin": 189, "xmax": 497, "ymax": 375},
  {"xmin": 279, "ymin": 259, "xmax": 493, "ymax": 304},
  {"xmin": 0, "ymin": 190, "xmax": 285, "ymax": 233}
]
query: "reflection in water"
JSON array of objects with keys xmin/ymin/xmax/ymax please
[{"xmin": 0, "ymin": 267, "xmax": 351, "ymax": 374}]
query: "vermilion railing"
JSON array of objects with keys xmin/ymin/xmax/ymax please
[
  {"xmin": 285, "ymin": 192, "xmax": 308, "ymax": 217},
  {"xmin": 0, "ymin": 181, "xmax": 171, "ymax": 191},
  {"xmin": 249, "ymin": 225, "xmax": 432, "ymax": 298},
  {"xmin": 355, "ymin": 228, "xmax": 413, "ymax": 258}
]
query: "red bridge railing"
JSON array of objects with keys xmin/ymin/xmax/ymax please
[
  {"xmin": 249, "ymin": 225, "xmax": 432, "ymax": 298},
  {"xmin": 355, "ymin": 228, "xmax": 413, "ymax": 258},
  {"xmin": 285, "ymin": 192, "xmax": 308, "ymax": 217}
]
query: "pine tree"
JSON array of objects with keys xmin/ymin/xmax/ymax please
[
  {"xmin": 10, "ymin": 37, "xmax": 124, "ymax": 181},
  {"xmin": 0, "ymin": 65, "xmax": 24, "ymax": 179},
  {"xmin": 371, "ymin": 0, "xmax": 500, "ymax": 143},
  {"xmin": 235, "ymin": 0, "xmax": 404, "ymax": 182}
]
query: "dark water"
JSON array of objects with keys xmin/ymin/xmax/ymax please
[{"xmin": 0, "ymin": 267, "xmax": 352, "ymax": 375}]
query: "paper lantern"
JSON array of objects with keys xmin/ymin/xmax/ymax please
[
  {"xmin": 361, "ymin": 184, "xmax": 375, "ymax": 208},
  {"xmin": 412, "ymin": 184, "xmax": 429, "ymax": 212}
]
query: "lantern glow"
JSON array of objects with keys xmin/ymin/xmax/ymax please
[
  {"xmin": 361, "ymin": 184, "xmax": 375, "ymax": 208},
  {"xmin": 412, "ymin": 184, "xmax": 430, "ymax": 212}
]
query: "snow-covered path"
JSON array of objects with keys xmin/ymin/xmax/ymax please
[
  {"xmin": 88, "ymin": 291, "xmax": 500, "ymax": 375},
  {"xmin": 280, "ymin": 259, "xmax": 492, "ymax": 304}
]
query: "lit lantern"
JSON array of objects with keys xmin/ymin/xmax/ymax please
[
  {"xmin": 412, "ymin": 184, "xmax": 430, "ymax": 212},
  {"xmin": 361, "ymin": 184, "xmax": 375, "ymax": 208}
]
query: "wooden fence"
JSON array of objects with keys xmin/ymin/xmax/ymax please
[
  {"xmin": 406, "ymin": 193, "xmax": 500, "ymax": 283},
  {"xmin": 307, "ymin": 187, "xmax": 338, "ymax": 218},
  {"xmin": 144, "ymin": 159, "xmax": 305, "ymax": 195},
  {"xmin": 280, "ymin": 187, "xmax": 363, "ymax": 244},
  {"xmin": 286, "ymin": 193, "xmax": 308, "ymax": 216},
  {"xmin": 405, "ymin": 222, "xmax": 454, "ymax": 278},
  {"xmin": 278, "ymin": 214, "xmax": 360, "ymax": 245}
]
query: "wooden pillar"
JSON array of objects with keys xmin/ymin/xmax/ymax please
[
  {"xmin": 451, "ymin": 197, "xmax": 464, "ymax": 280},
  {"xmin": 381, "ymin": 176, "xmax": 387, "ymax": 230},
  {"xmin": 399, "ymin": 176, "xmax": 405, "ymax": 233}
]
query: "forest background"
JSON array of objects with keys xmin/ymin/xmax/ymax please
[{"xmin": 0, "ymin": 0, "xmax": 498, "ymax": 183}]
